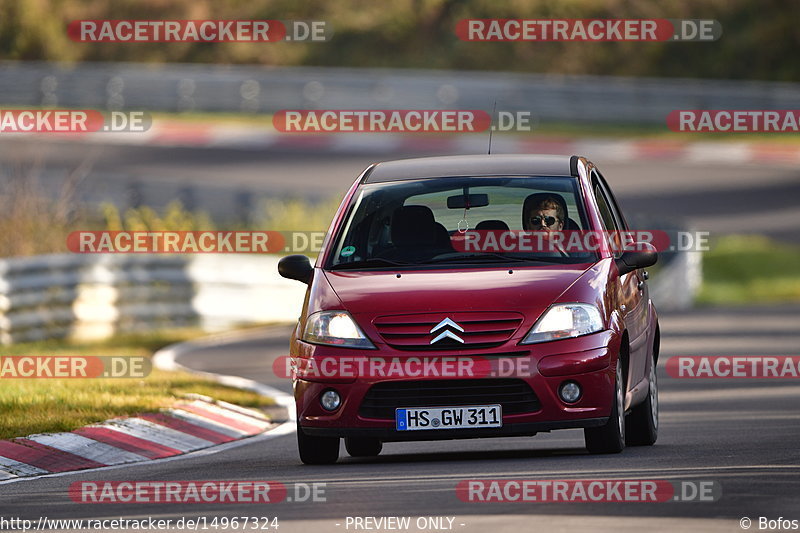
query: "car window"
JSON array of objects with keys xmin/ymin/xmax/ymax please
[
  {"xmin": 327, "ymin": 176, "xmax": 597, "ymax": 269},
  {"xmin": 592, "ymin": 174, "xmax": 623, "ymax": 258},
  {"xmin": 593, "ymin": 169, "xmax": 629, "ymax": 231},
  {"xmin": 405, "ymin": 185, "xmax": 586, "ymax": 231}
]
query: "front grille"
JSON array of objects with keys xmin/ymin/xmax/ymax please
[
  {"xmin": 358, "ymin": 378, "xmax": 540, "ymax": 420},
  {"xmin": 373, "ymin": 312, "xmax": 524, "ymax": 351}
]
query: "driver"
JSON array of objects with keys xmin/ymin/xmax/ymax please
[
  {"xmin": 523, "ymin": 195, "xmax": 565, "ymax": 232},
  {"xmin": 522, "ymin": 194, "xmax": 567, "ymax": 255}
]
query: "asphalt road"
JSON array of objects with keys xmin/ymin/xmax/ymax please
[{"xmin": 0, "ymin": 305, "xmax": 799, "ymax": 532}]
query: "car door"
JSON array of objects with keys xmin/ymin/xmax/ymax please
[{"xmin": 590, "ymin": 169, "xmax": 649, "ymax": 389}]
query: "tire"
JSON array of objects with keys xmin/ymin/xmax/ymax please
[
  {"xmin": 626, "ymin": 354, "xmax": 659, "ymax": 446},
  {"xmin": 297, "ymin": 423, "xmax": 340, "ymax": 465},
  {"xmin": 584, "ymin": 361, "xmax": 626, "ymax": 454},
  {"xmin": 345, "ymin": 437, "xmax": 383, "ymax": 457}
]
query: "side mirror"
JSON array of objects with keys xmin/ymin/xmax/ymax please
[
  {"xmin": 615, "ymin": 242, "xmax": 658, "ymax": 276},
  {"xmin": 278, "ymin": 254, "xmax": 313, "ymax": 284}
]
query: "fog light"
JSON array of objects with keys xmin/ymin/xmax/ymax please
[
  {"xmin": 320, "ymin": 390, "xmax": 341, "ymax": 411},
  {"xmin": 559, "ymin": 381, "xmax": 582, "ymax": 403}
]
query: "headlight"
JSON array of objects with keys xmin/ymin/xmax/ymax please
[
  {"xmin": 303, "ymin": 311, "xmax": 375, "ymax": 349},
  {"xmin": 521, "ymin": 303, "xmax": 603, "ymax": 344}
]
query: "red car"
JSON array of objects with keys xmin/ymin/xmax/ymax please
[{"xmin": 279, "ymin": 154, "xmax": 659, "ymax": 464}]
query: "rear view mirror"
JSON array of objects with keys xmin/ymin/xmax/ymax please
[{"xmin": 447, "ymin": 193, "xmax": 489, "ymax": 209}]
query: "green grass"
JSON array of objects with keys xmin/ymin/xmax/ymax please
[
  {"xmin": 698, "ymin": 235, "xmax": 800, "ymax": 305},
  {"xmin": 0, "ymin": 330, "xmax": 274, "ymax": 440}
]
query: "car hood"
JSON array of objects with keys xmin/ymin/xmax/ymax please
[{"xmin": 324, "ymin": 265, "xmax": 591, "ymax": 317}]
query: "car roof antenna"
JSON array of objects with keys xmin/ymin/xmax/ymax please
[{"xmin": 487, "ymin": 100, "xmax": 497, "ymax": 154}]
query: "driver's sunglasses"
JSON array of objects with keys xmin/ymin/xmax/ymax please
[{"xmin": 529, "ymin": 215, "xmax": 559, "ymax": 227}]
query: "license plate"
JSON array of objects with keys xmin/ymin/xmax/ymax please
[{"xmin": 395, "ymin": 405, "xmax": 502, "ymax": 431}]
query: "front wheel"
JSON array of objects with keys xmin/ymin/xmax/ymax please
[
  {"xmin": 584, "ymin": 362, "xmax": 626, "ymax": 454},
  {"xmin": 626, "ymin": 354, "xmax": 659, "ymax": 446},
  {"xmin": 297, "ymin": 423, "xmax": 340, "ymax": 465}
]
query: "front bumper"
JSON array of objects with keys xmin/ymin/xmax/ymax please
[{"xmin": 292, "ymin": 330, "xmax": 620, "ymax": 439}]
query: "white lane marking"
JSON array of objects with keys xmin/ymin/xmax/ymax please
[
  {"xmin": 25, "ymin": 433, "xmax": 148, "ymax": 466},
  {"xmin": 661, "ymin": 385, "xmax": 800, "ymax": 403}
]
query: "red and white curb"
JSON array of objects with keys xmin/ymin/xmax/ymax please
[
  {"xmin": 21, "ymin": 121, "xmax": 800, "ymax": 165},
  {"xmin": 0, "ymin": 329, "xmax": 295, "ymax": 482}
]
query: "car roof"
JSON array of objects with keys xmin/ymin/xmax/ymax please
[{"xmin": 363, "ymin": 154, "xmax": 579, "ymax": 183}]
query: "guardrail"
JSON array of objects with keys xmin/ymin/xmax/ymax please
[
  {"xmin": 0, "ymin": 250, "xmax": 696, "ymax": 345},
  {"xmin": 0, "ymin": 254, "xmax": 305, "ymax": 344},
  {"xmin": 4, "ymin": 61, "xmax": 800, "ymax": 124}
]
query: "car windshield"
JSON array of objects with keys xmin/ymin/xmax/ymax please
[{"xmin": 327, "ymin": 176, "xmax": 597, "ymax": 269}]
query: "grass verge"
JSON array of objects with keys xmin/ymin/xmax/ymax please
[
  {"xmin": 698, "ymin": 235, "xmax": 800, "ymax": 305},
  {"xmin": 0, "ymin": 330, "xmax": 275, "ymax": 440}
]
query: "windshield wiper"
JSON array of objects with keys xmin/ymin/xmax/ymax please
[{"xmin": 329, "ymin": 257, "xmax": 416, "ymax": 270}]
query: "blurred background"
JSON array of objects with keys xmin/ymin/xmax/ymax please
[{"xmin": 0, "ymin": 0, "xmax": 799, "ymax": 342}]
